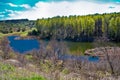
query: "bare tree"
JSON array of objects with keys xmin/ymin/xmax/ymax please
[
  {"xmin": 0, "ymin": 37, "xmax": 12, "ymax": 59},
  {"xmin": 93, "ymin": 36, "xmax": 120, "ymax": 75}
]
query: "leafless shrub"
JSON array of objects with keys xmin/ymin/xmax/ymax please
[
  {"xmin": 16, "ymin": 53, "xmax": 27, "ymax": 66},
  {"xmin": 63, "ymin": 58, "xmax": 82, "ymax": 74},
  {"xmin": 93, "ymin": 36, "xmax": 120, "ymax": 75},
  {"xmin": 0, "ymin": 37, "xmax": 15, "ymax": 59}
]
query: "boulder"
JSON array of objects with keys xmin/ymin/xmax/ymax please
[{"xmin": 4, "ymin": 59, "xmax": 22, "ymax": 67}]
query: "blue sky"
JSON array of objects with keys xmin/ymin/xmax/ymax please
[{"xmin": 0, "ymin": 0, "xmax": 120, "ymax": 20}]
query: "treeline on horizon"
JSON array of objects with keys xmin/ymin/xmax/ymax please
[
  {"xmin": 35, "ymin": 12, "xmax": 120, "ymax": 42},
  {"xmin": 0, "ymin": 19, "xmax": 34, "ymax": 33}
]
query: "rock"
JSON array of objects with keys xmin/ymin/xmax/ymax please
[
  {"xmin": 57, "ymin": 60, "xmax": 63, "ymax": 66},
  {"xmin": 26, "ymin": 63, "xmax": 36, "ymax": 69},
  {"xmin": 85, "ymin": 47, "xmax": 120, "ymax": 58},
  {"xmin": 4, "ymin": 59, "xmax": 22, "ymax": 67}
]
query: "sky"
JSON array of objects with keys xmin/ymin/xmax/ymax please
[{"xmin": 0, "ymin": 0, "xmax": 120, "ymax": 20}]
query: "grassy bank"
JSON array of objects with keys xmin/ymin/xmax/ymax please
[
  {"xmin": 0, "ymin": 62, "xmax": 46, "ymax": 80},
  {"xmin": 0, "ymin": 28, "xmax": 36, "ymax": 39},
  {"xmin": 0, "ymin": 31, "xmax": 27, "ymax": 38},
  {"xmin": 66, "ymin": 42, "xmax": 93, "ymax": 55}
]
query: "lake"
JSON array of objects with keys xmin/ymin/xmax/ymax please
[
  {"xmin": 7, "ymin": 36, "xmax": 102, "ymax": 55},
  {"xmin": 8, "ymin": 36, "xmax": 99, "ymax": 62},
  {"xmin": 8, "ymin": 36, "xmax": 40, "ymax": 53}
]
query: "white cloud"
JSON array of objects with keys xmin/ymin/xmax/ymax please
[
  {"xmin": 0, "ymin": 15, "xmax": 4, "ymax": 17},
  {"xmin": 5, "ymin": 9, "xmax": 22, "ymax": 17},
  {"xmin": 0, "ymin": 12, "xmax": 5, "ymax": 14},
  {"xmin": 7, "ymin": 3, "xmax": 31, "ymax": 9},
  {"xmin": 5, "ymin": 9, "xmax": 14, "ymax": 13},
  {"xmin": 7, "ymin": 1, "xmax": 120, "ymax": 20},
  {"xmin": 19, "ymin": 4, "xmax": 31, "ymax": 9},
  {"xmin": 8, "ymin": 11, "xmax": 22, "ymax": 17},
  {"xmin": 109, "ymin": 6, "xmax": 115, "ymax": 9},
  {"xmin": 7, "ymin": 3, "xmax": 18, "ymax": 7}
]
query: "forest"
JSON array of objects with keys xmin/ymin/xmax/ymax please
[{"xmin": 36, "ymin": 12, "xmax": 120, "ymax": 42}]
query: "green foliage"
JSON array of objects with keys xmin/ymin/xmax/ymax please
[
  {"xmin": 36, "ymin": 12, "xmax": 120, "ymax": 42},
  {"xmin": 62, "ymin": 68, "xmax": 70, "ymax": 74},
  {"xmin": 67, "ymin": 42, "xmax": 93, "ymax": 55},
  {"xmin": 0, "ymin": 20, "xmax": 34, "ymax": 34},
  {"xmin": 13, "ymin": 76, "xmax": 46, "ymax": 80},
  {"xmin": 0, "ymin": 62, "xmax": 46, "ymax": 80},
  {"xmin": 0, "ymin": 62, "xmax": 15, "ymax": 72}
]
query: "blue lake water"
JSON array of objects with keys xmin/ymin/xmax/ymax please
[
  {"xmin": 58, "ymin": 54, "xmax": 99, "ymax": 62},
  {"xmin": 8, "ymin": 36, "xmax": 99, "ymax": 62},
  {"xmin": 8, "ymin": 36, "xmax": 40, "ymax": 53}
]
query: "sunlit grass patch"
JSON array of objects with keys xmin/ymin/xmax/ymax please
[{"xmin": 0, "ymin": 62, "xmax": 46, "ymax": 80}]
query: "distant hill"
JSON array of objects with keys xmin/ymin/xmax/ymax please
[{"xmin": 0, "ymin": 19, "xmax": 29, "ymax": 23}]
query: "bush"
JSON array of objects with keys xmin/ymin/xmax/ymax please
[{"xmin": 13, "ymin": 76, "xmax": 46, "ymax": 80}]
